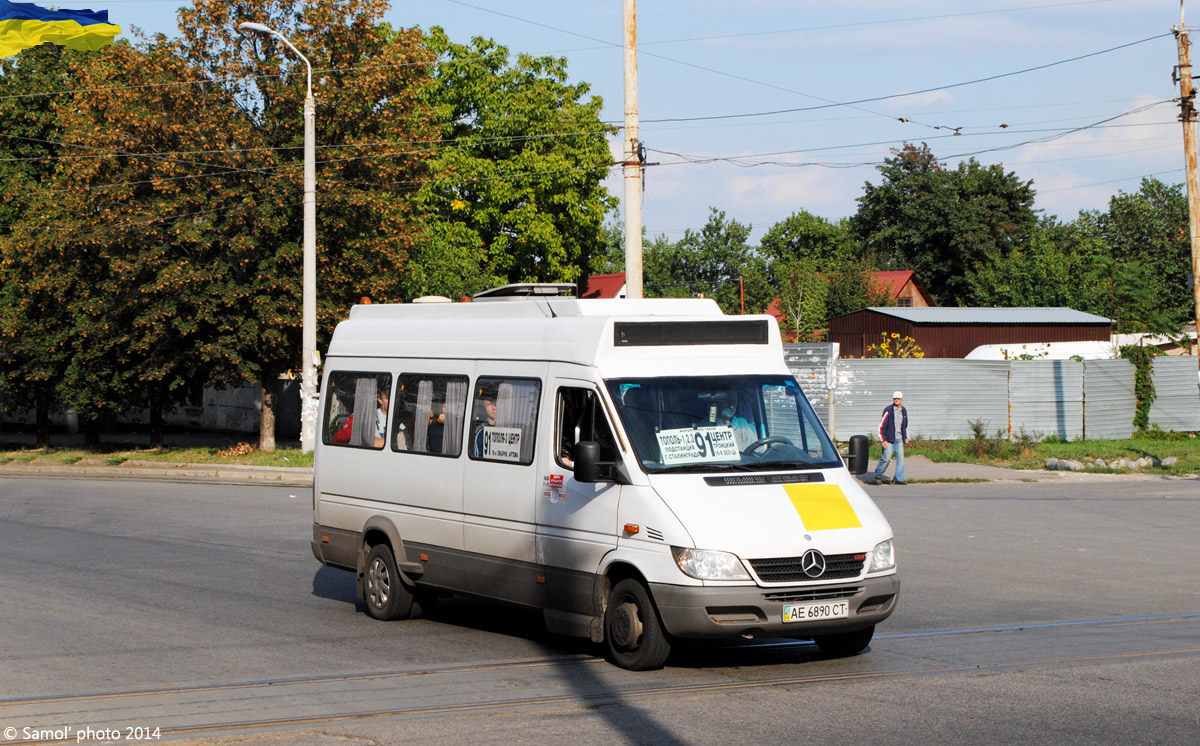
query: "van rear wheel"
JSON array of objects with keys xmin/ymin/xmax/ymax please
[
  {"xmin": 604, "ymin": 579, "xmax": 671, "ymax": 671},
  {"xmin": 363, "ymin": 544, "xmax": 414, "ymax": 621},
  {"xmin": 812, "ymin": 624, "xmax": 874, "ymax": 656}
]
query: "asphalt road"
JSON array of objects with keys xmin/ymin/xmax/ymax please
[{"xmin": 0, "ymin": 475, "xmax": 1197, "ymax": 745}]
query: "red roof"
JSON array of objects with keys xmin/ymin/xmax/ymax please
[
  {"xmin": 873, "ymin": 270, "xmax": 918, "ymax": 301},
  {"xmin": 579, "ymin": 272, "xmax": 626, "ymax": 299}
]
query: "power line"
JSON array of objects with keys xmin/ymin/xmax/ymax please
[
  {"xmin": 438, "ymin": 0, "xmax": 941, "ymax": 131},
  {"xmin": 645, "ymin": 102, "xmax": 1176, "ymax": 169},
  {"xmin": 1038, "ymin": 169, "xmax": 1184, "ymax": 194},
  {"xmin": 625, "ymin": 33, "xmax": 1172, "ymax": 125},
  {"xmin": 630, "ymin": 0, "xmax": 1119, "ymax": 47}
]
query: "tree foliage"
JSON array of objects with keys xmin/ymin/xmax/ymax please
[
  {"xmin": 177, "ymin": 0, "xmax": 437, "ymax": 372},
  {"xmin": 1, "ymin": 39, "xmax": 272, "ymax": 446},
  {"xmin": 851, "ymin": 143, "xmax": 1038, "ymax": 306},
  {"xmin": 0, "ymin": 46, "xmax": 76, "ymax": 445},
  {"xmin": 643, "ymin": 208, "xmax": 772, "ymax": 315},
  {"xmin": 407, "ymin": 28, "xmax": 617, "ymax": 300},
  {"xmin": 1088, "ymin": 178, "xmax": 1191, "ymax": 330},
  {"xmin": 759, "ymin": 210, "xmax": 855, "ymax": 264}
]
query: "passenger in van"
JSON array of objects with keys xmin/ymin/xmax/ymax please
[
  {"xmin": 427, "ymin": 400, "xmax": 446, "ymax": 453},
  {"xmin": 471, "ymin": 394, "xmax": 497, "ymax": 457},
  {"xmin": 333, "ymin": 388, "xmax": 390, "ymax": 448}
]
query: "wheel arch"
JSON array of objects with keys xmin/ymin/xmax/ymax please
[
  {"xmin": 356, "ymin": 516, "xmax": 409, "ymax": 598},
  {"xmin": 588, "ymin": 558, "xmax": 655, "ymax": 644}
]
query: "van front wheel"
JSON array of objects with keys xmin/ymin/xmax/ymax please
[
  {"xmin": 363, "ymin": 544, "xmax": 414, "ymax": 621},
  {"xmin": 605, "ymin": 579, "xmax": 671, "ymax": 671}
]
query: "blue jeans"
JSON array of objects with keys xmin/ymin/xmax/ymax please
[{"xmin": 874, "ymin": 440, "xmax": 905, "ymax": 483}]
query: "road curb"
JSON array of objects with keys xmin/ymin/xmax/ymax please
[{"xmin": 0, "ymin": 460, "xmax": 313, "ymax": 485}]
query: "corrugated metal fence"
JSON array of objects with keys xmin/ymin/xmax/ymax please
[
  {"xmin": 783, "ymin": 343, "xmax": 835, "ymax": 431},
  {"xmin": 785, "ymin": 354, "xmax": 1199, "ymax": 441},
  {"xmin": 1148, "ymin": 356, "xmax": 1200, "ymax": 431}
]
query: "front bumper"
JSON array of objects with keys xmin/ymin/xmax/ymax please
[{"xmin": 650, "ymin": 574, "xmax": 899, "ymax": 640}]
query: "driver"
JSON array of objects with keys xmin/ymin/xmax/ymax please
[{"xmin": 712, "ymin": 390, "xmax": 758, "ymax": 451}]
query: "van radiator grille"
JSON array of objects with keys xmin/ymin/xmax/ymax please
[
  {"xmin": 749, "ymin": 553, "xmax": 864, "ymax": 582},
  {"xmin": 762, "ymin": 586, "xmax": 862, "ymax": 603}
]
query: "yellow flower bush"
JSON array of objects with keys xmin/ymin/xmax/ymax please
[{"xmin": 866, "ymin": 331, "xmax": 925, "ymax": 358}]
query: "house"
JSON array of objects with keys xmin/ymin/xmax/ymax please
[
  {"xmin": 873, "ymin": 270, "xmax": 934, "ymax": 308},
  {"xmin": 828, "ymin": 307, "xmax": 1113, "ymax": 358},
  {"xmin": 578, "ymin": 272, "xmax": 627, "ymax": 299}
]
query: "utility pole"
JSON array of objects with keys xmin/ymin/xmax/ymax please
[
  {"xmin": 1175, "ymin": 2, "xmax": 1200, "ymax": 365},
  {"xmin": 623, "ymin": 0, "xmax": 644, "ymax": 299}
]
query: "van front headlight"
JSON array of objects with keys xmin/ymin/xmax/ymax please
[
  {"xmin": 672, "ymin": 547, "xmax": 751, "ymax": 580},
  {"xmin": 868, "ymin": 539, "xmax": 895, "ymax": 572}
]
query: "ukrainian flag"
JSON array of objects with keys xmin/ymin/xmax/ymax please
[{"xmin": 0, "ymin": 0, "xmax": 120, "ymax": 58}]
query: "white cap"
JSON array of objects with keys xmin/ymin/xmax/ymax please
[{"xmin": 893, "ymin": 391, "xmax": 903, "ymax": 399}]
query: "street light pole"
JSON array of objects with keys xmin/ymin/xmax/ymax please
[{"xmin": 239, "ymin": 22, "xmax": 319, "ymax": 453}]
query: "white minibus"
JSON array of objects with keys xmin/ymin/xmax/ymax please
[{"xmin": 312, "ymin": 290, "xmax": 898, "ymax": 670}]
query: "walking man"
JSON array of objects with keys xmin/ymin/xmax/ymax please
[{"xmin": 873, "ymin": 391, "xmax": 909, "ymax": 484}]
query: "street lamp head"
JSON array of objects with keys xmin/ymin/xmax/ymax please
[
  {"xmin": 235, "ymin": 20, "xmax": 312, "ymax": 99},
  {"xmin": 237, "ymin": 21, "xmax": 274, "ymax": 35}
]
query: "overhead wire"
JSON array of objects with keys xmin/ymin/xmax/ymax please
[
  {"xmin": 623, "ymin": 33, "xmax": 1171, "ymax": 126},
  {"xmin": 644, "ymin": 100, "xmax": 1176, "ymax": 169},
  {"xmin": 550, "ymin": 0, "xmax": 1119, "ymax": 50},
  {"xmin": 0, "ymin": 3, "xmax": 1176, "ymax": 221}
]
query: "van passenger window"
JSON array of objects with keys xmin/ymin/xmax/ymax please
[
  {"xmin": 470, "ymin": 377, "xmax": 540, "ymax": 465},
  {"xmin": 555, "ymin": 388, "xmax": 619, "ymax": 469},
  {"xmin": 322, "ymin": 372, "xmax": 392, "ymax": 449},
  {"xmin": 392, "ymin": 374, "xmax": 469, "ymax": 457}
]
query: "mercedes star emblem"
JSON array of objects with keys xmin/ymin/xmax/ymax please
[{"xmin": 800, "ymin": 549, "xmax": 826, "ymax": 578}]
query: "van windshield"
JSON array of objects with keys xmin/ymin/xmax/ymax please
[{"xmin": 606, "ymin": 376, "xmax": 842, "ymax": 473}]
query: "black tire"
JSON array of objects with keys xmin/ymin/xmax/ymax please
[
  {"xmin": 604, "ymin": 578, "xmax": 671, "ymax": 671},
  {"xmin": 363, "ymin": 543, "xmax": 414, "ymax": 621},
  {"xmin": 812, "ymin": 624, "xmax": 874, "ymax": 657}
]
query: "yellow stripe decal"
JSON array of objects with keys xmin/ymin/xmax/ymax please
[{"xmin": 784, "ymin": 484, "xmax": 861, "ymax": 531}]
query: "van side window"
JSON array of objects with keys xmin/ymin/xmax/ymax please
[
  {"xmin": 393, "ymin": 374, "xmax": 469, "ymax": 457},
  {"xmin": 323, "ymin": 371, "xmax": 392, "ymax": 449},
  {"xmin": 555, "ymin": 387, "xmax": 619, "ymax": 469},
  {"xmin": 470, "ymin": 377, "xmax": 540, "ymax": 465}
]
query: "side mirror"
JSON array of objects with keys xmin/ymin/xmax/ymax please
[
  {"xmin": 846, "ymin": 434, "xmax": 869, "ymax": 475},
  {"xmin": 574, "ymin": 441, "xmax": 601, "ymax": 483}
]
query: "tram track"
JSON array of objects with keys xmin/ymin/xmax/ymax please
[
  {"xmin": 6, "ymin": 614, "xmax": 1199, "ymax": 745},
  {"xmin": 12, "ymin": 645, "xmax": 1200, "ymax": 745},
  {"xmin": 7, "ymin": 613, "xmax": 1197, "ymax": 712}
]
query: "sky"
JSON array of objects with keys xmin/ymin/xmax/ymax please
[{"xmin": 54, "ymin": 0, "xmax": 1191, "ymax": 242}]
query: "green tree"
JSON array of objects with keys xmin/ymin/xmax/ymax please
[
  {"xmin": 851, "ymin": 143, "xmax": 1038, "ymax": 306},
  {"xmin": 770, "ymin": 255, "xmax": 889, "ymax": 340},
  {"xmin": 643, "ymin": 208, "xmax": 772, "ymax": 315},
  {"xmin": 2, "ymin": 40, "xmax": 271, "ymax": 447},
  {"xmin": 1089, "ymin": 178, "xmax": 1190, "ymax": 329},
  {"xmin": 761, "ymin": 211, "xmax": 884, "ymax": 338},
  {"xmin": 770, "ymin": 258, "xmax": 828, "ymax": 340},
  {"xmin": 0, "ymin": 45, "xmax": 75, "ymax": 446},
  {"xmin": 759, "ymin": 210, "xmax": 856, "ymax": 264},
  {"xmin": 176, "ymin": 0, "xmax": 437, "ymax": 447},
  {"xmin": 968, "ymin": 218, "xmax": 1096, "ymax": 308},
  {"xmin": 407, "ymin": 28, "xmax": 617, "ymax": 300},
  {"xmin": 590, "ymin": 221, "xmax": 627, "ymax": 276}
]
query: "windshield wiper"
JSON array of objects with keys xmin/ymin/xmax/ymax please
[
  {"xmin": 651, "ymin": 462, "xmax": 758, "ymax": 475},
  {"xmin": 750, "ymin": 459, "xmax": 841, "ymax": 471}
]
